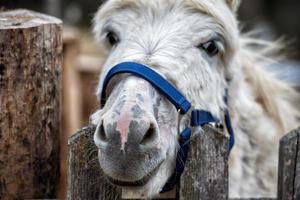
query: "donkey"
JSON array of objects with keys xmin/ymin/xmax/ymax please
[{"xmin": 91, "ymin": 0, "xmax": 300, "ymax": 198}]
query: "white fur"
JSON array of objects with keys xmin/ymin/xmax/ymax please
[{"xmin": 91, "ymin": 0, "xmax": 300, "ymax": 198}]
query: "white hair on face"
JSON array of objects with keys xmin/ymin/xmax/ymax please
[{"xmin": 91, "ymin": 0, "xmax": 300, "ymax": 198}]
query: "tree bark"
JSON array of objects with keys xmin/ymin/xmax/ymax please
[{"xmin": 0, "ymin": 9, "xmax": 62, "ymax": 199}]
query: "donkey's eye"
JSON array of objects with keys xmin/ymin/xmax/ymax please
[
  {"xmin": 106, "ymin": 31, "xmax": 119, "ymax": 46},
  {"xmin": 200, "ymin": 41, "xmax": 219, "ymax": 57}
]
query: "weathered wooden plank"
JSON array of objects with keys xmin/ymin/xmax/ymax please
[
  {"xmin": 67, "ymin": 125, "xmax": 122, "ymax": 200},
  {"xmin": 277, "ymin": 127, "xmax": 300, "ymax": 200},
  {"xmin": 0, "ymin": 9, "xmax": 62, "ymax": 199},
  {"xmin": 68, "ymin": 126, "xmax": 178, "ymax": 200},
  {"xmin": 122, "ymin": 188, "xmax": 177, "ymax": 199},
  {"xmin": 179, "ymin": 126, "xmax": 228, "ymax": 200},
  {"xmin": 68, "ymin": 125, "xmax": 229, "ymax": 200},
  {"xmin": 230, "ymin": 199, "xmax": 276, "ymax": 200},
  {"xmin": 294, "ymin": 129, "xmax": 300, "ymax": 200}
]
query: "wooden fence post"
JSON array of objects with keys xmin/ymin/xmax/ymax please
[
  {"xmin": 68, "ymin": 125, "xmax": 229, "ymax": 200},
  {"xmin": 0, "ymin": 9, "xmax": 62, "ymax": 199},
  {"xmin": 60, "ymin": 28, "xmax": 82, "ymax": 199},
  {"xmin": 180, "ymin": 126, "xmax": 228, "ymax": 200},
  {"xmin": 277, "ymin": 127, "xmax": 300, "ymax": 200},
  {"xmin": 67, "ymin": 125, "xmax": 122, "ymax": 200}
]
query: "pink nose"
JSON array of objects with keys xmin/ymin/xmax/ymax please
[
  {"xmin": 95, "ymin": 76, "xmax": 159, "ymax": 150},
  {"xmin": 96, "ymin": 103, "xmax": 158, "ymax": 150},
  {"xmin": 94, "ymin": 107, "xmax": 161, "ymax": 182}
]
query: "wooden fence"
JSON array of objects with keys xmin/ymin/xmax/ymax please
[
  {"xmin": 1, "ymin": 8, "xmax": 299, "ymax": 200},
  {"xmin": 67, "ymin": 126, "xmax": 300, "ymax": 200}
]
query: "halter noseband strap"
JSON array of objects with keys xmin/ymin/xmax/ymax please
[
  {"xmin": 101, "ymin": 62, "xmax": 191, "ymax": 114},
  {"xmin": 100, "ymin": 62, "xmax": 235, "ymax": 193}
]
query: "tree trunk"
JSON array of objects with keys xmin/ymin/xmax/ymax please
[{"xmin": 0, "ymin": 9, "xmax": 62, "ymax": 199}]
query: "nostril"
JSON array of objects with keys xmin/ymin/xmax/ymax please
[
  {"xmin": 98, "ymin": 124, "xmax": 108, "ymax": 142},
  {"xmin": 140, "ymin": 124, "xmax": 157, "ymax": 145}
]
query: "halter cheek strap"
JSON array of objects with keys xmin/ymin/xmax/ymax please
[{"xmin": 100, "ymin": 62, "xmax": 235, "ymax": 193}]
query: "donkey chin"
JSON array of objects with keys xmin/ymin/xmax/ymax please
[{"xmin": 94, "ymin": 122, "xmax": 177, "ymax": 197}]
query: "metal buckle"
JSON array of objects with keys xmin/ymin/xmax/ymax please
[
  {"xmin": 207, "ymin": 122, "xmax": 225, "ymax": 135},
  {"xmin": 177, "ymin": 109, "xmax": 183, "ymax": 134},
  {"xmin": 177, "ymin": 107, "xmax": 192, "ymax": 135}
]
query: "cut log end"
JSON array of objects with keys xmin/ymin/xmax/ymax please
[{"xmin": 0, "ymin": 9, "xmax": 62, "ymax": 29}]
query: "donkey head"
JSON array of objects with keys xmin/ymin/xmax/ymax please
[{"xmin": 92, "ymin": 0, "xmax": 240, "ymax": 197}]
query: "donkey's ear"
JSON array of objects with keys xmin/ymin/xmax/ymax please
[{"xmin": 225, "ymin": 0, "xmax": 241, "ymax": 12}]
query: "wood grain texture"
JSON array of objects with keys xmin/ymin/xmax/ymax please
[
  {"xmin": 68, "ymin": 126, "xmax": 229, "ymax": 200},
  {"xmin": 0, "ymin": 9, "xmax": 62, "ymax": 200},
  {"xmin": 293, "ymin": 129, "xmax": 300, "ymax": 200},
  {"xmin": 179, "ymin": 126, "xmax": 228, "ymax": 200},
  {"xmin": 230, "ymin": 199, "xmax": 276, "ymax": 200},
  {"xmin": 67, "ymin": 125, "xmax": 122, "ymax": 200},
  {"xmin": 67, "ymin": 126, "xmax": 178, "ymax": 200},
  {"xmin": 69, "ymin": 126, "xmax": 300, "ymax": 200},
  {"xmin": 277, "ymin": 127, "xmax": 300, "ymax": 200}
]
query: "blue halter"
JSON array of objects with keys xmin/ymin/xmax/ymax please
[{"xmin": 100, "ymin": 62, "xmax": 235, "ymax": 193}]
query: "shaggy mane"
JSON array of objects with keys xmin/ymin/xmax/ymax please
[{"xmin": 238, "ymin": 35, "xmax": 300, "ymax": 133}]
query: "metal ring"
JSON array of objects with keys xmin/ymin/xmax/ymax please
[
  {"xmin": 177, "ymin": 109, "xmax": 182, "ymax": 134},
  {"xmin": 207, "ymin": 122, "xmax": 225, "ymax": 135}
]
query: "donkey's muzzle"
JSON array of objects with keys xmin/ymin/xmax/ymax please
[
  {"xmin": 95, "ymin": 119, "xmax": 163, "ymax": 182},
  {"xmin": 96, "ymin": 118, "xmax": 158, "ymax": 149}
]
